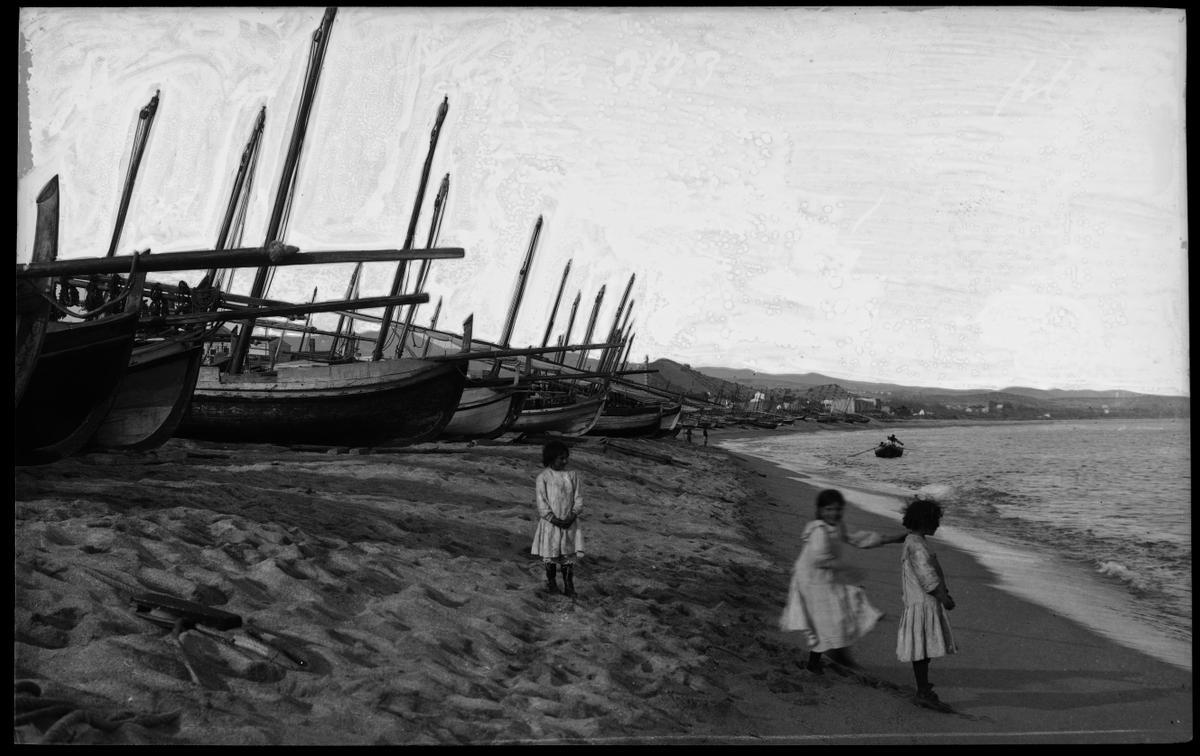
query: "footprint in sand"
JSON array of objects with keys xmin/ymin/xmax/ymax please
[
  {"xmin": 14, "ymin": 617, "xmax": 72, "ymax": 649},
  {"xmin": 421, "ymin": 584, "xmax": 470, "ymax": 609}
]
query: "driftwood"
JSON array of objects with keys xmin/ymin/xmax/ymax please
[{"xmin": 600, "ymin": 439, "xmax": 690, "ymax": 466}]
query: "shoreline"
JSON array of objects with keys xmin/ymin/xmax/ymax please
[
  {"xmin": 13, "ymin": 430, "xmax": 1193, "ymax": 744},
  {"xmin": 716, "ymin": 442, "xmax": 1192, "ymax": 741},
  {"xmin": 707, "ymin": 418, "xmax": 1193, "ymax": 672},
  {"xmin": 715, "ymin": 441, "xmax": 1195, "ymax": 744}
]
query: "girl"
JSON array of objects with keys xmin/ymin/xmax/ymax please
[
  {"xmin": 780, "ymin": 489, "xmax": 906, "ymax": 674},
  {"xmin": 530, "ymin": 440, "xmax": 584, "ymax": 597},
  {"xmin": 896, "ymin": 496, "xmax": 957, "ymax": 710}
]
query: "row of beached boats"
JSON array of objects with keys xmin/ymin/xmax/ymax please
[{"xmin": 14, "ymin": 8, "xmax": 697, "ymax": 466}]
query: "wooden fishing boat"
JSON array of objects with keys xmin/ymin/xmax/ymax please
[
  {"xmin": 85, "ymin": 90, "xmax": 208, "ymax": 452},
  {"xmin": 509, "ymin": 392, "xmax": 605, "ymax": 436},
  {"xmin": 178, "ymin": 357, "xmax": 467, "ymax": 446},
  {"xmin": 587, "ymin": 402, "xmax": 662, "ymax": 438},
  {"xmin": 379, "ymin": 214, "xmax": 612, "ymax": 442},
  {"xmin": 14, "ymin": 177, "xmax": 149, "ymax": 465},
  {"xmin": 88, "ymin": 332, "xmax": 205, "ymax": 451},
  {"xmin": 14, "ymin": 282, "xmax": 146, "ymax": 465},
  {"xmin": 438, "ymin": 382, "xmax": 526, "ymax": 441},
  {"xmin": 656, "ymin": 402, "xmax": 683, "ymax": 436},
  {"xmin": 874, "ymin": 442, "xmax": 904, "ymax": 458},
  {"xmin": 171, "ymin": 9, "xmax": 467, "ymax": 449},
  {"xmin": 15, "ymin": 178, "xmax": 59, "ymax": 408}
]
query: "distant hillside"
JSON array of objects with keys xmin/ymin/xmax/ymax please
[{"xmin": 649, "ymin": 359, "xmax": 1189, "ymax": 419}]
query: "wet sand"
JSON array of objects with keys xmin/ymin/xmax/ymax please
[{"xmin": 12, "ymin": 424, "xmax": 1192, "ymax": 744}]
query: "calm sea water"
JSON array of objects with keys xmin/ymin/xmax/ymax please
[{"xmin": 718, "ymin": 418, "xmax": 1191, "ymax": 671}]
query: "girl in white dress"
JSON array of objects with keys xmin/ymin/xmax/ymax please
[
  {"xmin": 780, "ymin": 489, "xmax": 905, "ymax": 673},
  {"xmin": 530, "ymin": 440, "xmax": 584, "ymax": 597},
  {"xmin": 896, "ymin": 496, "xmax": 957, "ymax": 709}
]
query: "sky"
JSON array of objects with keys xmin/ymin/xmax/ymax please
[{"xmin": 17, "ymin": 7, "xmax": 1189, "ymax": 396}]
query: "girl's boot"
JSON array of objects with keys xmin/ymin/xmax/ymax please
[
  {"xmin": 544, "ymin": 563, "xmax": 559, "ymax": 593},
  {"xmin": 561, "ymin": 564, "xmax": 576, "ymax": 597},
  {"xmin": 805, "ymin": 651, "xmax": 823, "ymax": 675}
]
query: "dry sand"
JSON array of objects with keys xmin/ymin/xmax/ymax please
[{"xmin": 12, "ymin": 423, "xmax": 1193, "ymax": 745}]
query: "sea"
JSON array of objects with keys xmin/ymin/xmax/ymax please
[{"xmin": 717, "ymin": 418, "xmax": 1192, "ymax": 672}]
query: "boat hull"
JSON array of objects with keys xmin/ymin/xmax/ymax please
[
  {"xmin": 438, "ymin": 384, "xmax": 526, "ymax": 440},
  {"xmin": 15, "ymin": 176, "xmax": 59, "ymax": 408},
  {"xmin": 509, "ymin": 396, "xmax": 605, "ymax": 436},
  {"xmin": 178, "ymin": 358, "xmax": 467, "ymax": 447},
  {"xmin": 875, "ymin": 445, "xmax": 904, "ymax": 458},
  {"xmin": 587, "ymin": 406, "xmax": 663, "ymax": 438},
  {"xmin": 89, "ymin": 335, "xmax": 205, "ymax": 451},
  {"xmin": 14, "ymin": 308, "xmax": 141, "ymax": 464},
  {"xmin": 654, "ymin": 403, "xmax": 683, "ymax": 437}
]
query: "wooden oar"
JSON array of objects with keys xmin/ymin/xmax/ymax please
[{"xmin": 847, "ymin": 446, "xmax": 879, "ymax": 457}]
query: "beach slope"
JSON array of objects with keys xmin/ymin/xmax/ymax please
[{"xmin": 12, "ymin": 434, "xmax": 1191, "ymax": 744}]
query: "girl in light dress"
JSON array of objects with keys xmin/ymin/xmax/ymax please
[
  {"xmin": 530, "ymin": 440, "xmax": 584, "ymax": 597},
  {"xmin": 780, "ymin": 489, "xmax": 906, "ymax": 673},
  {"xmin": 896, "ymin": 496, "xmax": 958, "ymax": 709}
]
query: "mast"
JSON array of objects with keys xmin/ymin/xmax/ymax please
[
  {"xmin": 106, "ymin": 91, "xmax": 160, "ymax": 258},
  {"xmin": 602, "ymin": 299, "xmax": 634, "ymax": 374},
  {"xmin": 540, "ymin": 258, "xmax": 572, "ymax": 348},
  {"xmin": 394, "ymin": 172, "xmax": 450, "ymax": 357},
  {"xmin": 574, "ymin": 285, "xmax": 606, "ymax": 370},
  {"xmin": 598, "ymin": 273, "xmax": 634, "ymax": 374},
  {"xmin": 487, "ymin": 215, "xmax": 543, "ymax": 377},
  {"xmin": 209, "ymin": 106, "xmax": 266, "ymax": 284},
  {"xmin": 620, "ymin": 332, "xmax": 636, "ymax": 374},
  {"xmin": 230, "ymin": 6, "xmax": 337, "ymax": 373},
  {"xmin": 371, "ymin": 95, "xmax": 450, "ymax": 361},
  {"xmin": 298, "ymin": 286, "xmax": 318, "ymax": 355},
  {"xmin": 556, "ymin": 290, "xmax": 581, "ymax": 364},
  {"xmin": 420, "ymin": 296, "xmax": 443, "ymax": 357},
  {"xmin": 327, "ymin": 263, "xmax": 362, "ymax": 359}
]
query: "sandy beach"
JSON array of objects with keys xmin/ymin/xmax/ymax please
[{"xmin": 13, "ymin": 423, "xmax": 1192, "ymax": 745}]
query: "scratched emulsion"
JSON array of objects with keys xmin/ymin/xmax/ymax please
[{"xmin": 16, "ymin": 7, "xmax": 1186, "ymax": 395}]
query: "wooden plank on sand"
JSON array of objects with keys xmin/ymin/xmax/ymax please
[{"xmin": 601, "ymin": 439, "xmax": 690, "ymax": 466}]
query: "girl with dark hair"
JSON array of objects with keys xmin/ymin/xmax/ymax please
[
  {"xmin": 897, "ymin": 496, "xmax": 957, "ymax": 710},
  {"xmin": 530, "ymin": 440, "xmax": 585, "ymax": 597},
  {"xmin": 780, "ymin": 488, "xmax": 906, "ymax": 674}
]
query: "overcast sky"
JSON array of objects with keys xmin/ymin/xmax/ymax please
[{"xmin": 17, "ymin": 7, "xmax": 1188, "ymax": 395}]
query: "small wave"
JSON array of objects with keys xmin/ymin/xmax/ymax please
[
  {"xmin": 1096, "ymin": 560, "xmax": 1153, "ymax": 595},
  {"xmin": 915, "ymin": 482, "xmax": 955, "ymax": 502}
]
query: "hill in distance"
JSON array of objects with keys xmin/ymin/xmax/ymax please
[{"xmin": 644, "ymin": 359, "xmax": 1189, "ymax": 419}]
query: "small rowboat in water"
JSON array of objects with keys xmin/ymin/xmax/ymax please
[{"xmin": 875, "ymin": 442, "xmax": 904, "ymax": 458}]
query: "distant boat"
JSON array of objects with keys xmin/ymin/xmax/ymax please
[{"xmin": 875, "ymin": 442, "xmax": 904, "ymax": 458}]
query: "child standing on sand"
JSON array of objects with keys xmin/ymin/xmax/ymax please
[
  {"xmin": 897, "ymin": 496, "xmax": 958, "ymax": 710},
  {"xmin": 531, "ymin": 440, "xmax": 584, "ymax": 597},
  {"xmin": 780, "ymin": 489, "xmax": 906, "ymax": 673}
]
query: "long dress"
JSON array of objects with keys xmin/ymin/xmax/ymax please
[
  {"xmin": 896, "ymin": 533, "xmax": 957, "ymax": 662},
  {"xmin": 779, "ymin": 520, "xmax": 885, "ymax": 652},
  {"xmin": 530, "ymin": 467, "xmax": 584, "ymax": 563}
]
